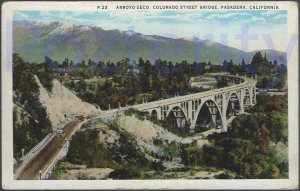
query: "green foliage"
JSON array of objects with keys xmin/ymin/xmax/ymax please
[
  {"xmin": 65, "ymin": 122, "xmax": 161, "ymax": 179},
  {"xmin": 180, "ymin": 142, "xmax": 203, "ymax": 167},
  {"xmin": 215, "ymin": 172, "xmax": 235, "ymax": 179},
  {"xmin": 36, "ymin": 56, "xmax": 54, "ymax": 92},
  {"xmin": 148, "ymin": 161, "xmax": 165, "ymax": 171},
  {"xmin": 109, "ymin": 166, "xmax": 141, "ymax": 179},
  {"xmin": 50, "ymin": 168, "xmax": 63, "ymax": 180},
  {"xmin": 252, "ymin": 95, "xmax": 288, "ymax": 143},
  {"xmin": 275, "ymin": 75, "xmax": 287, "ymax": 90},
  {"xmin": 163, "ymin": 141, "xmax": 181, "ymax": 157},
  {"xmin": 251, "ymin": 51, "xmax": 275, "ymax": 75},
  {"xmin": 229, "ymin": 115, "xmax": 260, "ymax": 142},
  {"xmin": 66, "ymin": 129, "xmax": 118, "ymax": 169}
]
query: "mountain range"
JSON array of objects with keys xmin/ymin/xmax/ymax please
[{"xmin": 13, "ymin": 20, "xmax": 287, "ymax": 65}]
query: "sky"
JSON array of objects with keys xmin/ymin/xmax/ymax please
[{"xmin": 14, "ymin": 10, "xmax": 287, "ymax": 52}]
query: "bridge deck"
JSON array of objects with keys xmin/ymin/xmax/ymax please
[{"xmin": 100, "ymin": 75, "xmax": 256, "ymax": 113}]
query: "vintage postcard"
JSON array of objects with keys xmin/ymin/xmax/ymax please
[{"xmin": 1, "ymin": 1, "xmax": 299, "ymax": 189}]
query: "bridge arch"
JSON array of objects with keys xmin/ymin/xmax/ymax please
[
  {"xmin": 191, "ymin": 99, "xmax": 224, "ymax": 132},
  {"xmin": 166, "ymin": 105, "xmax": 188, "ymax": 120},
  {"xmin": 141, "ymin": 111, "xmax": 150, "ymax": 117},
  {"xmin": 225, "ymin": 92, "xmax": 242, "ymax": 119},
  {"xmin": 151, "ymin": 109, "xmax": 158, "ymax": 118},
  {"xmin": 165, "ymin": 106, "xmax": 188, "ymax": 129}
]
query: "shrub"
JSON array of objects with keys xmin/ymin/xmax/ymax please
[
  {"xmin": 109, "ymin": 167, "xmax": 141, "ymax": 179},
  {"xmin": 215, "ymin": 172, "xmax": 234, "ymax": 179}
]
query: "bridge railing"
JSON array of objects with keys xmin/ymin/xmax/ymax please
[
  {"xmin": 132, "ymin": 76, "xmax": 256, "ymax": 110},
  {"xmin": 17, "ymin": 132, "xmax": 53, "ymax": 163}
]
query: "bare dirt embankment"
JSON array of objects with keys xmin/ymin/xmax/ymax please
[{"xmin": 35, "ymin": 76, "xmax": 99, "ymax": 128}]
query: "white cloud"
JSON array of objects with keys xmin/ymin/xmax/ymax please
[
  {"xmin": 205, "ymin": 12, "xmax": 250, "ymax": 20},
  {"xmin": 273, "ymin": 14, "xmax": 287, "ymax": 20},
  {"xmin": 39, "ymin": 11, "xmax": 55, "ymax": 17},
  {"xmin": 261, "ymin": 10, "xmax": 278, "ymax": 16},
  {"xmin": 14, "ymin": 11, "xmax": 29, "ymax": 19},
  {"xmin": 251, "ymin": 16, "xmax": 266, "ymax": 23}
]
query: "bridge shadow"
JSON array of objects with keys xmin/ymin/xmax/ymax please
[{"xmin": 194, "ymin": 100, "xmax": 222, "ymax": 133}]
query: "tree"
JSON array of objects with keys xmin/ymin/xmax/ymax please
[
  {"xmin": 251, "ymin": 51, "xmax": 263, "ymax": 68},
  {"xmin": 241, "ymin": 58, "xmax": 246, "ymax": 73},
  {"xmin": 222, "ymin": 60, "xmax": 228, "ymax": 72},
  {"xmin": 88, "ymin": 59, "xmax": 92, "ymax": 66},
  {"xmin": 250, "ymin": 51, "xmax": 275, "ymax": 75},
  {"xmin": 79, "ymin": 60, "xmax": 86, "ymax": 68},
  {"xmin": 252, "ymin": 163, "xmax": 263, "ymax": 178},
  {"xmin": 228, "ymin": 59, "xmax": 234, "ymax": 73},
  {"xmin": 36, "ymin": 56, "xmax": 54, "ymax": 92},
  {"xmin": 259, "ymin": 124, "xmax": 270, "ymax": 152},
  {"xmin": 276, "ymin": 75, "xmax": 286, "ymax": 90},
  {"xmin": 229, "ymin": 115, "xmax": 260, "ymax": 143},
  {"xmin": 69, "ymin": 60, "xmax": 74, "ymax": 67},
  {"xmin": 269, "ymin": 164, "xmax": 280, "ymax": 178},
  {"xmin": 62, "ymin": 58, "xmax": 69, "ymax": 68},
  {"xmin": 266, "ymin": 101, "xmax": 282, "ymax": 111},
  {"xmin": 192, "ymin": 61, "xmax": 201, "ymax": 75}
]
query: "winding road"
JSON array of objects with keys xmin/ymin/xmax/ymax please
[{"xmin": 15, "ymin": 121, "xmax": 78, "ymax": 180}]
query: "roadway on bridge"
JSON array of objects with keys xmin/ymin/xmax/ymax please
[{"xmin": 15, "ymin": 121, "xmax": 78, "ymax": 180}]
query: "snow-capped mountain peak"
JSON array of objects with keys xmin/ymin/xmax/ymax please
[
  {"xmin": 49, "ymin": 20, "xmax": 76, "ymax": 35},
  {"xmin": 182, "ymin": 36, "xmax": 201, "ymax": 42},
  {"xmin": 32, "ymin": 20, "xmax": 57, "ymax": 27},
  {"xmin": 78, "ymin": 25, "xmax": 92, "ymax": 32},
  {"xmin": 126, "ymin": 30, "xmax": 135, "ymax": 36}
]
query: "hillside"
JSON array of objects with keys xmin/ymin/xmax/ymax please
[
  {"xmin": 52, "ymin": 115, "xmax": 220, "ymax": 180},
  {"xmin": 34, "ymin": 76, "xmax": 100, "ymax": 128},
  {"xmin": 13, "ymin": 20, "xmax": 286, "ymax": 65}
]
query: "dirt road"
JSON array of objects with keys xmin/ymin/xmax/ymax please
[{"xmin": 15, "ymin": 121, "xmax": 78, "ymax": 180}]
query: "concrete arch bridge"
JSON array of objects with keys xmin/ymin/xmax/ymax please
[{"xmin": 104, "ymin": 74, "xmax": 257, "ymax": 133}]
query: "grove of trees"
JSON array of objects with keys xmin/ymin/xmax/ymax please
[{"xmin": 13, "ymin": 54, "xmax": 52, "ymax": 158}]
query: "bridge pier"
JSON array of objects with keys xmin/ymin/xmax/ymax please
[
  {"xmin": 207, "ymin": 102, "xmax": 217, "ymax": 127},
  {"xmin": 221, "ymin": 92, "xmax": 228, "ymax": 132},
  {"xmin": 240, "ymin": 89, "xmax": 245, "ymax": 114},
  {"xmin": 222, "ymin": 120, "xmax": 228, "ymax": 132},
  {"xmin": 156, "ymin": 108, "xmax": 162, "ymax": 120}
]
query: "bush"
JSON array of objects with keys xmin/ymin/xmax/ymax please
[
  {"xmin": 215, "ymin": 172, "xmax": 234, "ymax": 179},
  {"xmin": 109, "ymin": 167, "xmax": 141, "ymax": 179},
  {"xmin": 148, "ymin": 161, "xmax": 165, "ymax": 171}
]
